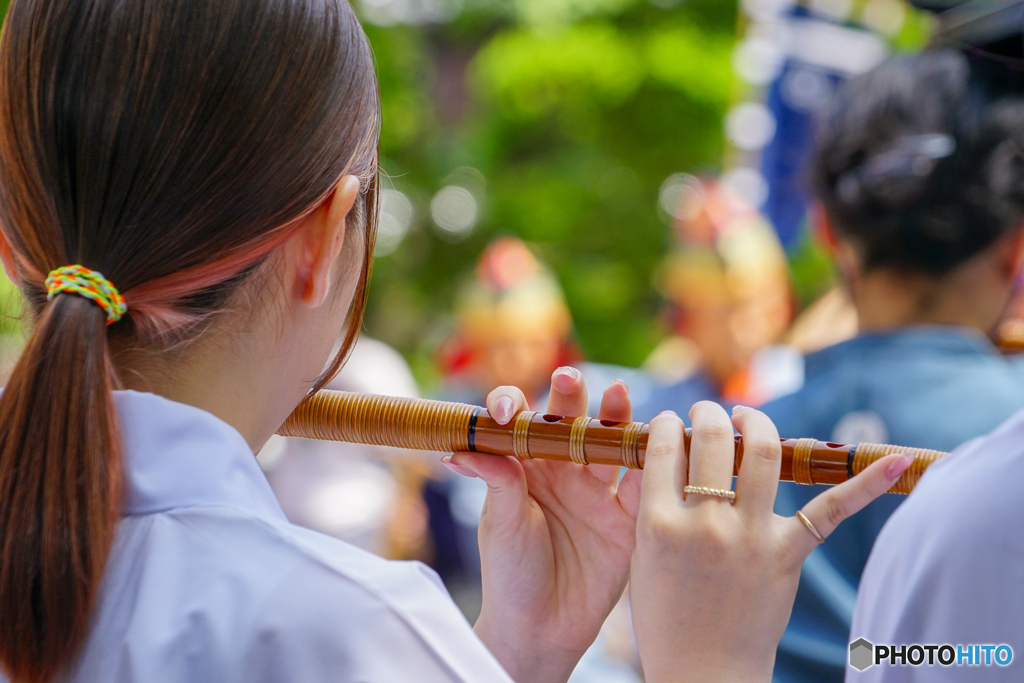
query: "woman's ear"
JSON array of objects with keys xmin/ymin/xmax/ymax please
[
  {"xmin": 0, "ymin": 230, "xmax": 20, "ymax": 286},
  {"xmin": 999, "ymin": 225, "xmax": 1024, "ymax": 282},
  {"xmin": 811, "ymin": 203, "xmax": 839, "ymax": 255},
  {"xmin": 294, "ymin": 175, "xmax": 360, "ymax": 308},
  {"xmin": 813, "ymin": 205, "xmax": 862, "ymax": 287}
]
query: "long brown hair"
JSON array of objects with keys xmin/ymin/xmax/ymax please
[{"xmin": 0, "ymin": 1, "xmax": 380, "ymax": 681}]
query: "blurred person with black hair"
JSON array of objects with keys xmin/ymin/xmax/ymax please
[{"xmin": 760, "ymin": 49, "xmax": 1024, "ymax": 682}]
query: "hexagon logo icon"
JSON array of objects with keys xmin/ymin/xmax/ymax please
[{"xmin": 850, "ymin": 638, "xmax": 874, "ymax": 671}]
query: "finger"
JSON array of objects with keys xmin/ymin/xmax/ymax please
[
  {"xmin": 685, "ymin": 401, "xmax": 736, "ymax": 501},
  {"xmin": 639, "ymin": 411, "xmax": 686, "ymax": 514},
  {"xmin": 596, "ymin": 380, "xmax": 639, "ymax": 512},
  {"xmin": 546, "ymin": 366, "xmax": 588, "ymax": 418},
  {"xmin": 597, "ymin": 379, "xmax": 631, "ymax": 423},
  {"xmin": 447, "ymin": 451, "xmax": 530, "ymax": 525},
  {"xmin": 590, "ymin": 380, "xmax": 633, "ymax": 484},
  {"xmin": 731, "ymin": 406, "xmax": 782, "ymax": 516},
  {"xmin": 485, "ymin": 385, "xmax": 530, "ymax": 426},
  {"xmin": 788, "ymin": 452, "xmax": 914, "ymax": 557},
  {"xmin": 617, "ymin": 468, "xmax": 642, "ymax": 520}
]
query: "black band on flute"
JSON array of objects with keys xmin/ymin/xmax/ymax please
[
  {"xmin": 846, "ymin": 445, "xmax": 856, "ymax": 480},
  {"xmin": 468, "ymin": 407, "xmax": 482, "ymax": 452}
]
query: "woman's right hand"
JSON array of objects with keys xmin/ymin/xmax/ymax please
[{"xmin": 630, "ymin": 402, "xmax": 914, "ymax": 682}]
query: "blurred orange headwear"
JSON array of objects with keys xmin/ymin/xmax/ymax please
[
  {"xmin": 454, "ymin": 237, "xmax": 572, "ymax": 342},
  {"xmin": 659, "ymin": 177, "xmax": 790, "ymax": 312},
  {"xmin": 438, "ymin": 237, "xmax": 576, "ymax": 375}
]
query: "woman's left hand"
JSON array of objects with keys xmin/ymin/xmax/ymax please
[{"xmin": 446, "ymin": 367, "xmax": 640, "ymax": 683}]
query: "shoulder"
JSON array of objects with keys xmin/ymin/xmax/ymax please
[
  {"xmin": 101, "ymin": 509, "xmax": 512, "ymax": 683},
  {"xmin": 263, "ymin": 520, "xmax": 457, "ymax": 621},
  {"xmin": 903, "ymin": 406, "xmax": 1024, "ymax": 507},
  {"xmin": 243, "ymin": 523, "xmax": 513, "ymax": 682},
  {"xmin": 883, "ymin": 407, "xmax": 1024, "ymax": 547},
  {"xmin": 853, "ymin": 410, "xmax": 1024, "ymax": 648}
]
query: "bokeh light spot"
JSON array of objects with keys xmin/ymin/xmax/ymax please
[
  {"xmin": 431, "ymin": 185, "xmax": 479, "ymax": 240},
  {"xmin": 375, "ymin": 189, "xmax": 415, "ymax": 257},
  {"xmin": 725, "ymin": 102, "xmax": 777, "ymax": 151}
]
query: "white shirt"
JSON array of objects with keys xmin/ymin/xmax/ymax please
[
  {"xmin": 26, "ymin": 390, "xmax": 514, "ymax": 683},
  {"xmin": 848, "ymin": 409, "xmax": 1024, "ymax": 682}
]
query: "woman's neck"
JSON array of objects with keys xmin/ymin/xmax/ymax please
[
  {"xmin": 850, "ymin": 257, "xmax": 1012, "ymax": 335},
  {"xmin": 110, "ymin": 311, "xmax": 321, "ymax": 454}
]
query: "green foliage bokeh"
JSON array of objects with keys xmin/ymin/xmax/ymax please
[
  {"xmin": 0, "ymin": 0, "xmax": 931, "ymax": 391},
  {"xmin": 364, "ymin": 0, "xmax": 737, "ymax": 388}
]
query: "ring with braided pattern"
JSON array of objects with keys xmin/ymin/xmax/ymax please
[{"xmin": 683, "ymin": 485, "xmax": 736, "ymax": 503}]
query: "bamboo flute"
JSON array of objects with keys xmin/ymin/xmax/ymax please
[{"xmin": 278, "ymin": 390, "xmax": 947, "ymax": 494}]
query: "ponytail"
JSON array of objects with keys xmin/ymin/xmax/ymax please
[
  {"xmin": 0, "ymin": 0, "xmax": 381, "ymax": 678},
  {"xmin": 0, "ymin": 293, "xmax": 122, "ymax": 683}
]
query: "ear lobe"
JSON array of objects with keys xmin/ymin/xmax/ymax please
[{"xmin": 0, "ymin": 230, "xmax": 20, "ymax": 286}]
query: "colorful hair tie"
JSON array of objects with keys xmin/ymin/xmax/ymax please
[{"xmin": 45, "ymin": 264, "xmax": 127, "ymax": 325}]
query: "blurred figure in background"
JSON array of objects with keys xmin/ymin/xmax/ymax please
[
  {"xmin": 431, "ymin": 237, "xmax": 578, "ymax": 608},
  {"xmin": 433, "ymin": 236, "xmax": 642, "ymax": 682},
  {"xmin": 438, "ymin": 235, "xmax": 653, "ymax": 412},
  {"xmin": 761, "ymin": 50, "xmax": 1024, "ymax": 682},
  {"xmin": 260, "ymin": 337, "xmax": 432, "ymax": 561},
  {"xmin": 438, "ymin": 236, "xmax": 578, "ymax": 406},
  {"xmin": 640, "ymin": 177, "xmax": 797, "ymax": 419}
]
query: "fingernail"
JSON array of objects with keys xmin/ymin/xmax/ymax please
[
  {"xmin": 657, "ymin": 410, "xmax": 678, "ymax": 419},
  {"xmin": 441, "ymin": 455, "xmax": 479, "ymax": 478},
  {"xmin": 885, "ymin": 452, "xmax": 914, "ymax": 480},
  {"xmin": 494, "ymin": 395, "xmax": 514, "ymax": 425},
  {"xmin": 613, "ymin": 379, "xmax": 629, "ymax": 395},
  {"xmin": 553, "ymin": 366, "xmax": 580, "ymax": 393},
  {"xmin": 732, "ymin": 405, "xmax": 751, "ymax": 414}
]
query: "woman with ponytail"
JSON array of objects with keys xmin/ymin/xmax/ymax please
[{"xmin": 0, "ymin": 1, "xmax": 907, "ymax": 681}]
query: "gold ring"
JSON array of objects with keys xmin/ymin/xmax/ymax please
[
  {"xmin": 796, "ymin": 510, "xmax": 824, "ymax": 544},
  {"xmin": 621, "ymin": 421, "xmax": 643, "ymax": 469},
  {"xmin": 792, "ymin": 438, "xmax": 817, "ymax": 485},
  {"xmin": 683, "ymin": 485, "xmax": 736, "ymax": 502},
  {"xmin": 569, "ymin": 416, "xmax": 592, "ymax": 465},
  {"xmin": 512, "ymin": 410, "xmax": 536, "ymax": 459}
]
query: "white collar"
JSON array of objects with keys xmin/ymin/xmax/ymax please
[{"xmin": 115, "ymin": 389, "xmax": 285, "ymax": 520}]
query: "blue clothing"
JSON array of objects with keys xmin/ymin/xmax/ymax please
[
  {"xmin": 32, "ymin": 390, "xmax": 513, "ymax": 683},
  {"xmin": 761, "ymin": 327, "xmax": 1024, "ymax": 682},
  {"xmin": 580, "ymin": 361, "xmax": 660, "ymax": 422},
  {"xmin": 631, "ymin": 371, "xmax": 721, "ymax": 424}
]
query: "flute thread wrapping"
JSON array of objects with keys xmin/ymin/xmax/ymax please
[
  {"xmin": 851, "ymin": 443, "xmax": 945, "ymax": 494},
  {"xmin": 281, "ymin": 391, "xmax": 475, "ymax": 453},
  {"xmin": 791, "ymin": 438, "xmax": 817, "ymax": 485},
  {"xmin": 513, "ymin": 411, "xmax": 536, "ymax": 459},
  {"xmin": 278, "ymin": 391, "xmax": 950, "ymax": 493},
  {"xmin": 569, "ymin": 416, "xmax": 592, "ymax": 466},
  {"xmin": 621, "ymin": 422, "xmax": 643, "ymax": 469}
]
